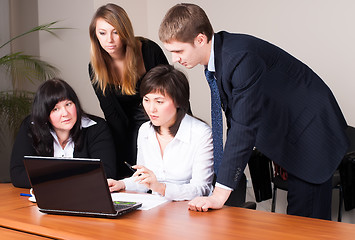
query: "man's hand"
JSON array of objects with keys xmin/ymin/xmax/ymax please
[{"xmin": 188, "ymin": 186, "xmax": 231, "ymax": 212}]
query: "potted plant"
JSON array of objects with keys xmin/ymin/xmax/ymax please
[{"xmin": 0, "ymin": 21, "xmax": 63, "ymax": 182}]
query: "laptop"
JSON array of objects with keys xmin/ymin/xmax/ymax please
[{"xmin": 23, "ymin": 156, "xmax": 142, "ymax": 218}]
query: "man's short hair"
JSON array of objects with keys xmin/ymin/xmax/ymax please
[{"xmin": 159, "ymin": 3, "xmax": 214, "ymax": 44}]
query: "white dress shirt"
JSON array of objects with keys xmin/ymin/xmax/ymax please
[
  {"xmin": 206, "ymin": 36, "xmax": 233, "ymax": 192},
  {"xmin": 123, "ymin": 114, "xmax": 214, "ymax": 201},
  {"xmin": 51, "ymin": 116, "xmax": 96, "ymax": 158}
]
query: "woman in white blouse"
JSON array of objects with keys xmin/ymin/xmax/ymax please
[{"xmin": 107, "ymin": 65, "xmax": 214, "ymax": 201}]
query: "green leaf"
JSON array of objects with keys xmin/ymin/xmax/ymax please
[
  {"xmin": 0, "ymin": 21, "xmax": 69, "ymax": 49},
  {"xmin": 0, "ymin": 52, "xmax": 59, "ymax": 88},
  {"xmin": 0, "ymin": 91, "xmax": 34, "ymax": 137}
]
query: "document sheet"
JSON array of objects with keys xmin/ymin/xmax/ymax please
[{"xmin": 111, "ymin": 192, "xmax": 169, "ymax": 210}]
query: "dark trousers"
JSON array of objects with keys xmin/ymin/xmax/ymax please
[{"xmin": 287, "ymin": 173, "xmax": 332, "ymax": 220}]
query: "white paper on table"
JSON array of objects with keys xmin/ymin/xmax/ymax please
[{"xmin": 111, "ymin": 192, "xmax": 169, "ymax": 210}]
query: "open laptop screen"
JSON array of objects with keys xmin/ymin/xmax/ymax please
[{"xmin": 24, "ymin": 156, "xmax": 116, "ymax": 214}]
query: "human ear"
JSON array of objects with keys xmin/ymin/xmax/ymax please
[{"xmin": 194, "ymin": 33, "xmax": 207, "ymax": 45}]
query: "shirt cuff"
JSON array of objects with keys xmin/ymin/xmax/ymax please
[
  {"xmin": 122, "ymin": 177, "xmax": 149, "ymax": 193},
  {"xmin": 215, "ymin": 182, "xmax": 233, "ymax": 191},
  {"xmin": 122, "ymin": 177, "xmax": 135, "ymax": 190}
]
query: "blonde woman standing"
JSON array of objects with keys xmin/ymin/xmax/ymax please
[{"xmin": 89, "ymin": 3, "xmax": 168, "ymax": 179}]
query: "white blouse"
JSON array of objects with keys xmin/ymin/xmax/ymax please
[{"xmin": 123, "ymin": 114, "xmax": 214, "ymax": 201}]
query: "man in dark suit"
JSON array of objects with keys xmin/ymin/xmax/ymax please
[{"xmin": 159, "ymin": 3, "xmax": 349, "ymax": 220}]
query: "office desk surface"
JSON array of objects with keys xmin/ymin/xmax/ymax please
[
  {"xmin": 1, "ymin": 183, "xmax": 354, "ymax": 240},
  {"xmin": 0, "ymin": 227, "xmax": 53, "ymax": 240}
]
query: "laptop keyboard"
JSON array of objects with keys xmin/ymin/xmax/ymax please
[{"xmin": 113, "ymin": 201, "xmax": 137, "ymax": 211}]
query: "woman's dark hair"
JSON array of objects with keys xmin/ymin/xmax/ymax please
[
  {"xmin": 30, "ymin": 78, "xmax": 85, "ymax": 155},
  {"xmin": 140, "ymin": 65, "xmax": 190, "ymax": 136}
]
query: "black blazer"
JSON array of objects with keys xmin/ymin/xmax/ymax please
[
  {"xmin": 10, "ymin": 115, "xmax": 117, "ymax": 188},
  {"xmin": 213, "ymin": 31, "xmax": 349, "ymax": 189}
]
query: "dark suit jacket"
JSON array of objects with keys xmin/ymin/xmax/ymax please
[
  {"xmin": 10, "ymin": 115, "xmax": 117, "ymax": 188},
  {"xmin": 213, "ymin": 31, "xmax": 349, "ymax": 189}
]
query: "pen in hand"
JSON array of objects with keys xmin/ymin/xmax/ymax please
[
  {"xmin": 124, "ymin": 162, "xmax": 151, "ymax": 193},
  {"xmin": 124, "ymin": 161, "xmax": 141, "ymax": 176}
]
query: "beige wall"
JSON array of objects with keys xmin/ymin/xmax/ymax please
[
  {"xmin": 0, "ymin": 0, "xmax": 11, "ymax": 91},
  {"xmin": 35, "ymin": 0, "xmax": 355, "ymax": 127},
  {"xmin": 37, "ymin": 0, "xmax": 100, "ymax": 115},
  {"xmin": 10, "ymin": 0, "xmax": 39, "ymax": 92}
]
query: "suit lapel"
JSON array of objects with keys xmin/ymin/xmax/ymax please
[{"xmin": 213, "ymin": 33, "xmax": 228, "ymax": 111}]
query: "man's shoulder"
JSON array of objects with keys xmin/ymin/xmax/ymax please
[
  {"xmin": 215, "ymin": 31, "xmax": 254, "ymax": 39},
  {"xmin": 215, "ymin": 31, "xmax": 258, "ymax": 47}
]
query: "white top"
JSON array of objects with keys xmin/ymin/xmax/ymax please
[
  {"xmin": 51, "ymin": 116, "xmax": 96, "ymax": 158},
  {"xmin": 123, "ymin": 114, "xmax": 214, "ymax": 201},
  {"xmin": 207, "ymin": 35, "xmax": 216, "ymax": 72}
]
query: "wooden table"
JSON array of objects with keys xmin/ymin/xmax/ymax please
[{"xmin": 1, "ymin": 183, "xmax": 354, "ymax": 240}]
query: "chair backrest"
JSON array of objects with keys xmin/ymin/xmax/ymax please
[
  {"xmin": 248, "ymin": 149, "xmax": 273, "ymax": 202},
  {"xmin": 346, "ymin": 126, "xmax": 355, "ymax": 153}
]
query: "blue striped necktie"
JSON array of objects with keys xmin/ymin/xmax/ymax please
[{"xmin": 205, "ymin": 69, "xmax": 223, "ymax": 174}]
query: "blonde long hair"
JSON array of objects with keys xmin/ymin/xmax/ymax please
[{"xmin": 89, "ymin": 3, "xmax": 140, "ymax": 95}]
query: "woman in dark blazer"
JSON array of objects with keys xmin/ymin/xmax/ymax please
[
  {"xmin": 88, "ymin": 4, "xmax": 168, "ymax": 179},
  {"xmin": 10, "ymin": 78, "xmax": 116, "ymax": 188}
]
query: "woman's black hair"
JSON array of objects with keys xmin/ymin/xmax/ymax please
[
  {"xmin": 140, "ymin": 65, "xmax": 190, "ymax": 136},
  {"xmin": 30, "ymin": 78, "xmax": 85, "ymax": 155}
]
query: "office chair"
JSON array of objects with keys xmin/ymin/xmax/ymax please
[
  {"xmin": 338, "ymin": 126, "xmax": 355, "ymax": 212},
  {"xmin": 270, "ymin": 167, "xmax": 343, "ymax": 222},
  {"xmin": 271, "ymin": 126, "xmax": 355, "ymax": 222}
]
